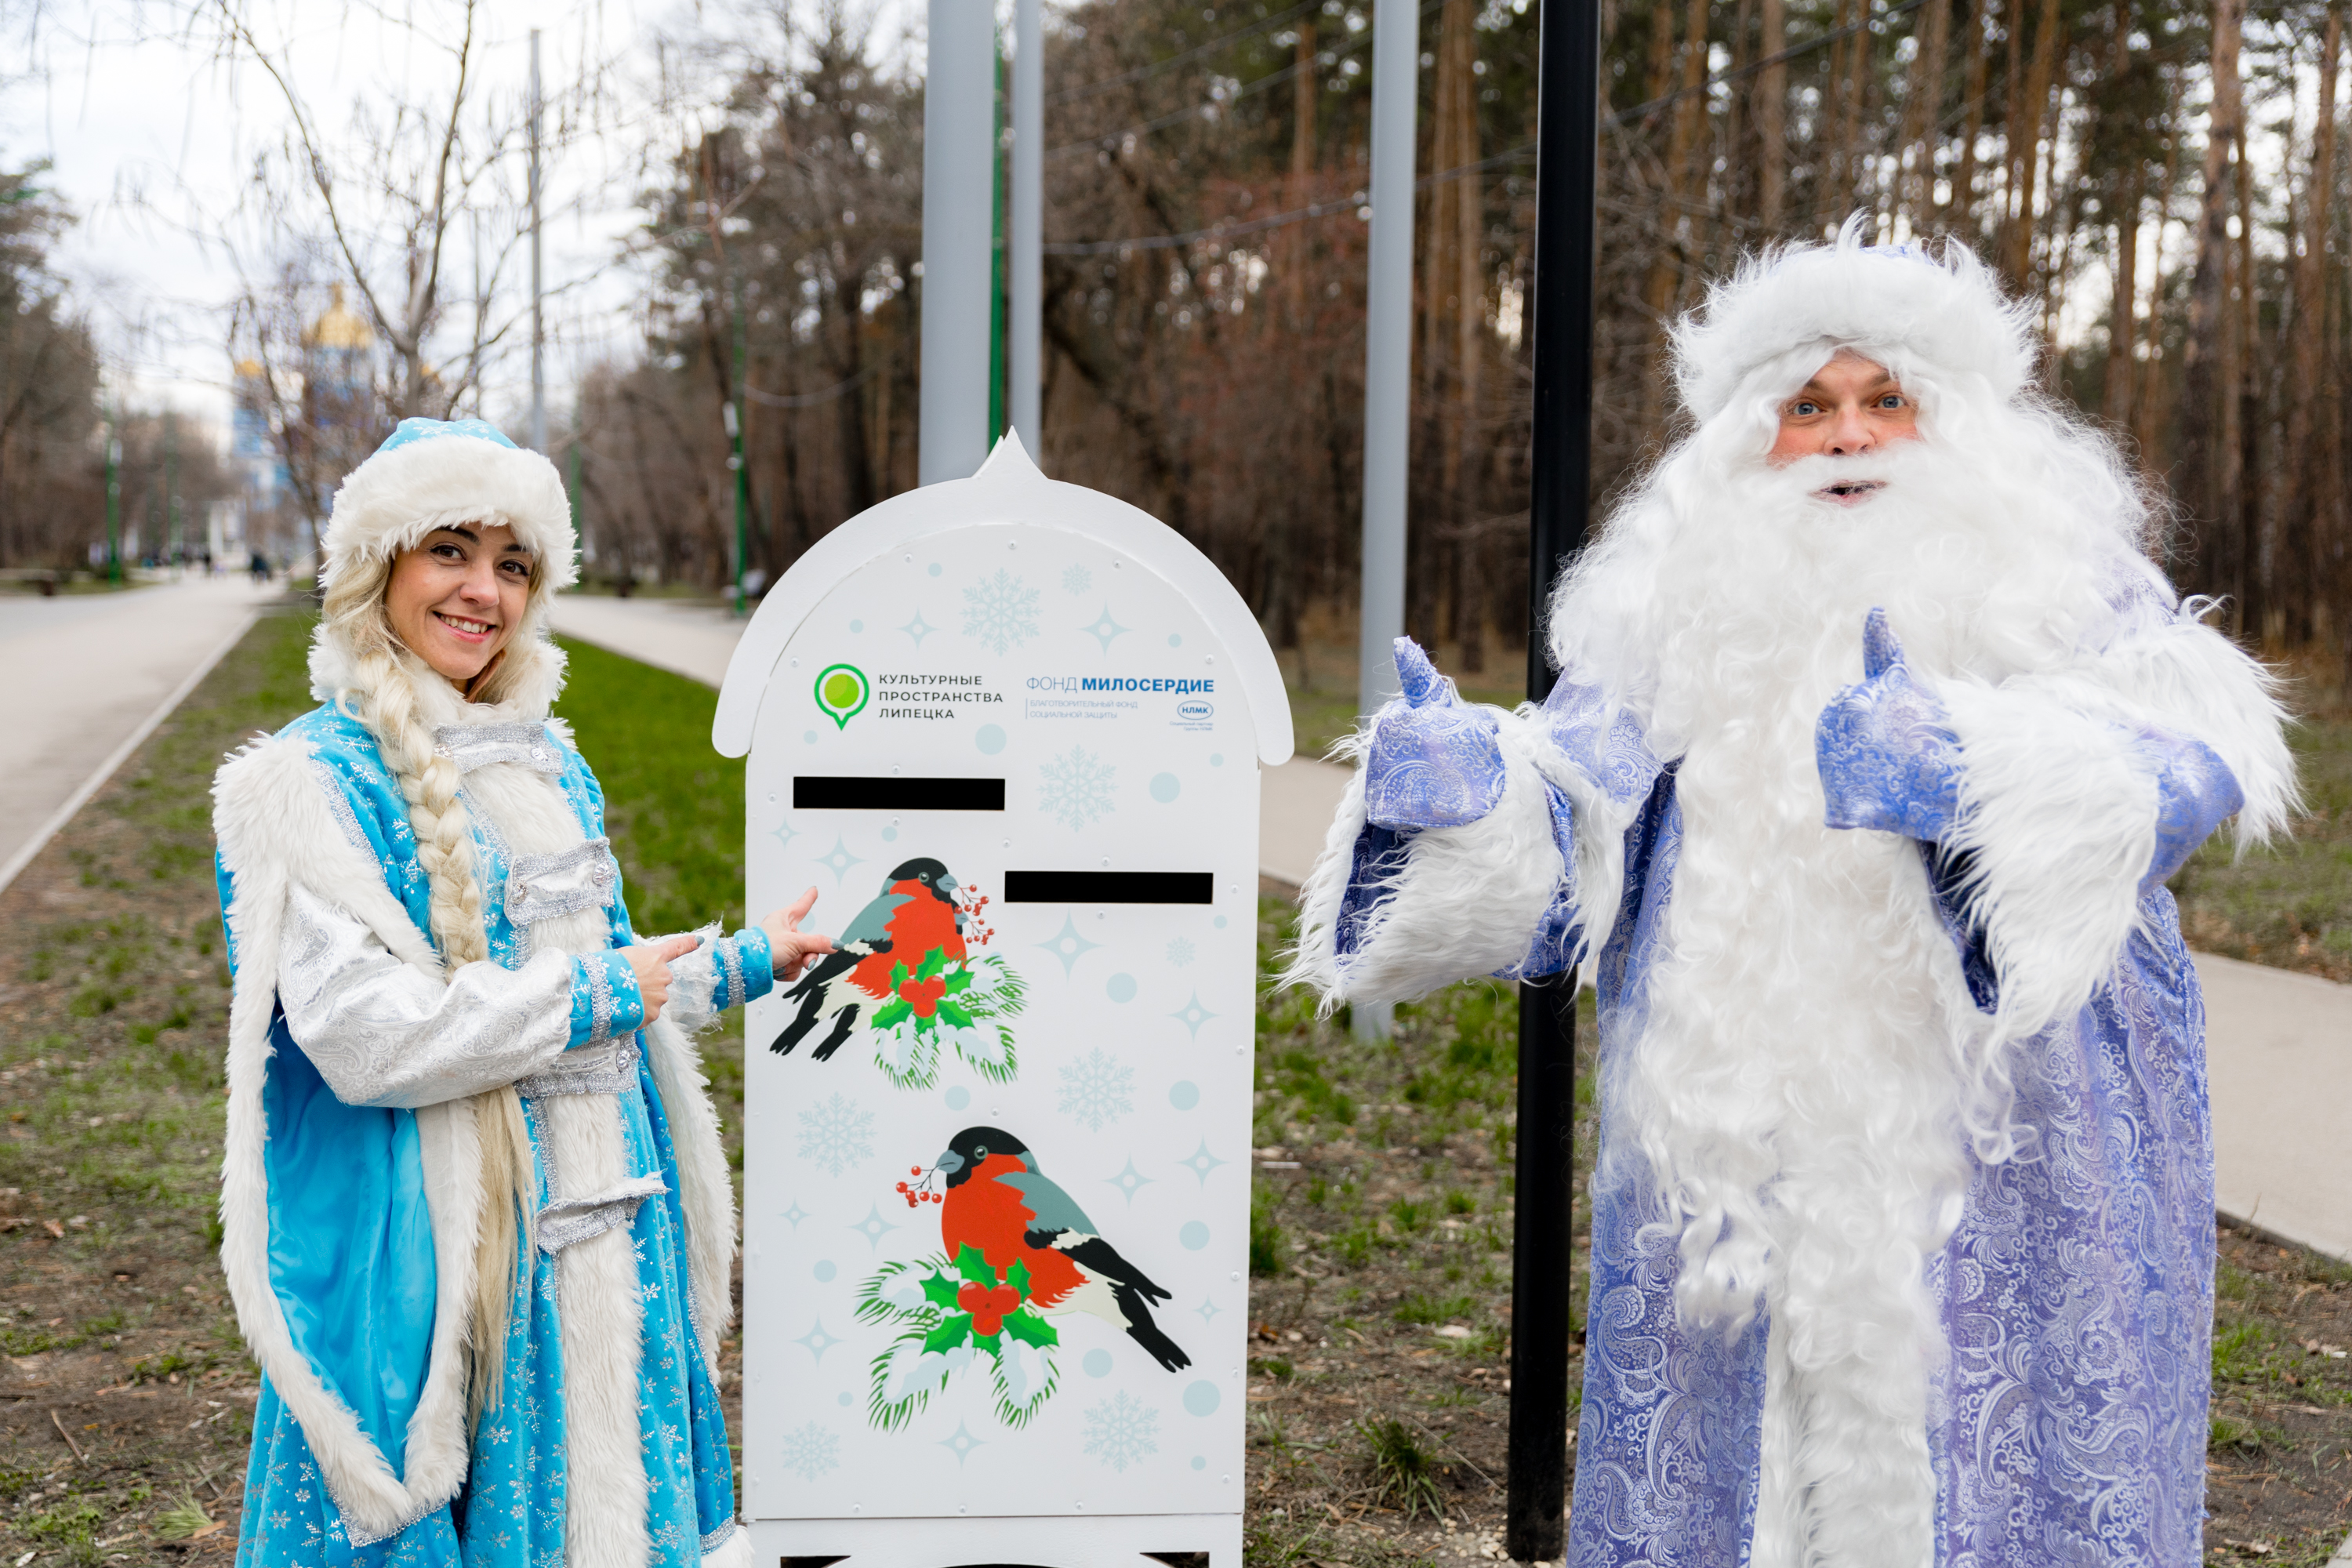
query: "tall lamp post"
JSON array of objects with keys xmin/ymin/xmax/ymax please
[{"xmin": 1505, "ymin": 0, "xmax": 1601, "ymax": 1556}]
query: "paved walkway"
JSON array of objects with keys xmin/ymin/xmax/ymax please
[
  {"xmin": 0, "ymin": 576, "xmax": 266, "ymax": 894},
  {"xmin": 552, "ymin": 590, "xmax": 2352, "ymax": 1263}
]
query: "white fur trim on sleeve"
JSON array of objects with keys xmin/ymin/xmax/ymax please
[
  {"xmin": 212, "ymin": 733, "xmax": 478, "ymax": 1544},
  {"xmin": 1939, "ymin": 609, "xmax": 2293, "ymax": 1043},
  {"xmin": 1285, "ymin": 712, "xmax": 1566, "ymax": 1007},
  {"xmin": 1940, "ymin": 681, "xmax": 2157, "ymax": 1043},
  {"xmin": 655, "ymin": 924, "xmax": 728, "ymax": 1036}
]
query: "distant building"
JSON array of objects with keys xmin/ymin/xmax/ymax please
[{"xmin": 226, "ymin": 284, "xmax": 382, "ymax": 567}]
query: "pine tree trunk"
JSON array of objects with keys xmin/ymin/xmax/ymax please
[
  {"xmin": 2287, "ymin": 5, "xmax": 2341, "ymax": 644},
  {"xmin": 1760, "ymin": 0, "xmax": 1788, "ymax": 227},
  {"xmin": 1956, "ymin": 0, "xmax": 1989, "ymax": 236},
  {"xmin": 2178, "ymin": 0, "xmax": 2243, "ymax": 607}
]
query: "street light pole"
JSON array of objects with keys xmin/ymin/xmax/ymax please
[
  {"xmin": 104, "ymin": 402, "xmax": 121, "ymax": 584},
  {"xmin": 1353, "ymin": 0, "xmax": 1417, "ymax": 1044},
  {"xmin": 1505, "ymin": 0, "xmax": 1601, "ymax": 1556}
]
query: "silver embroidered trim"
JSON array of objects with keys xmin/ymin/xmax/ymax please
[
  {"xmin": 309, "ymin": 760, "xmax": 379, "ymax": 862},
  {"xmin": 517, "ymin": 1032, "xmax": 639, "ymax": 1098},
  {"xmin": 699, "ymin": 1518, "xmax": 739, "ymax": 1553},
  {"xmin": 584, "ymin": 956, "xmax": 615, "ymax": 1046},
  {"xmin": 535, "ymin": 1174, "xmax": 666, "ymax": 1253},
  {"xmin": 433, "ymin": 721, "xmax": 564, "ymax": 775},
  {"xmin": 505, "ymin": 837, "xmax": 619, "ymax": 931},
  {"xmin": 718, "ymin": 938, "xmax": 745, "ymax": 1012}
]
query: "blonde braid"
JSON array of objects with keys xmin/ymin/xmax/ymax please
[{"xmin": 320, "ymin": 564, "xmax": 539, "ymax": 1425}]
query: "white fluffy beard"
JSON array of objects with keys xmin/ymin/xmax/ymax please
[{"xmin": 1566, "ymin": 439, "xmax": 2103, "ymax": 1567}]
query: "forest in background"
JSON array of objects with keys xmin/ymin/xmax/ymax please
[
  {"xmin": 573, "ymin": 0, "xmax": 2352, "ymax": 679},
  {"xmin": 10, "ymin": 0, "xmax": 2350, "ymax": 678}
]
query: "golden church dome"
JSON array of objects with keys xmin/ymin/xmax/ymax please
[{"xmin": 303, "ymin": 283, "xmax": 375, "ymax": 351}]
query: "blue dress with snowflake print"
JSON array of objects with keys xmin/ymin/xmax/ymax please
[{"xmin": 230, "ymin": 706, "xmax": 748, "ymax": 1567}]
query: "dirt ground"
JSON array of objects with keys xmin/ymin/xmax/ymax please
[{"xmin": 5, "ymin": 610, "xmax": 2348, "ymax": 1566}]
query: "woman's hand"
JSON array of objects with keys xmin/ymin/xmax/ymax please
[
  {"xmin": 622, "ymin": 933, "xmax": 704, "ymax": 1022},
  {"xmin": 760, "ymin": 887, "xmax": 835, "ymax": 982}
]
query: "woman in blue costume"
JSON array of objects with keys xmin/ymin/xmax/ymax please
[
  {"xmin": 212, "ymin": 419, "xmax": 833, "ymax": 1567},
  {"xmin": 1287, "ymin": 231, "xmax": 2296, "ymax": 1566}
]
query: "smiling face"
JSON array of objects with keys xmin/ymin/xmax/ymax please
[
  {"xmin": 383, "ymin": 522, "xmax": 534, "ymax": 688},
  {"xmin": 1766, "ymin": 350, "xmax": 1922, "ymax": 503}
]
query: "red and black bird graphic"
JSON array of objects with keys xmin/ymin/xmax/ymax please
[
  {"xmin": 931, "ymin": 1125, "xmax": 1190, "ymax": 1373},
  {"xmin": 770, "ymin": 858, "xmax": 965, "ymax": 1059}
]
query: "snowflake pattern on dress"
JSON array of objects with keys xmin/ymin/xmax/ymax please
[
  {"xmin": 777, "ymin": 1421, "xmax": 842, "ymax": 1482},
  {"xmin": 962, "ymin": 568, "xmax": 1042, "ymax": 655},
  {"xmin": 797, "ymin": 1092, "xmax": 877, "ymax": 1177},
  {"xmin": 1039, "ymin": 746, "xmax": 1116, "ymax": 830},
  {"xmin": 1056, "ymin": 1047, "xmax": 1135, "ymax": 1132},
  {"xmin": 1081, "ymin": 1390, "xmax": 1160, "ymax": 1472},
  {"xmin": 1061, "ymin": 563, "xmax": 1092, "ymax": 597}
]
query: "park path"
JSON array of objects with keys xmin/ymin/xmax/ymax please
[
  {"xmin": 546, "ymin": 590, "xmax": 2350, "ymax": 1264},
  {"xmin": 0, "ymin": 575, "xmax": 267, "ymax": 894}
]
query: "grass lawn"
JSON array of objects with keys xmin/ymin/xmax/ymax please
[
  {"xmin": 2, "ymin": 614, "xmax": 2347, "ymax": 1564},
  {"xmin": 2173, "ymin": 712, "xmax": 2352, "ymax": 982}
]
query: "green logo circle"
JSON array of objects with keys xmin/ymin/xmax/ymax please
[{"xmin": 815, "ymin": 662, "xmax": 870, "ymax": 728}]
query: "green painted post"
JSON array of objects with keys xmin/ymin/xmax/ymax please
[
  {"xmin": 165, "ymin": 411, "xmax": 179, "ymax": 568},
  {"xmin": 989, "ymin": 38, "xmax": 1007, "ymax": 446},
  {"xmin": 728, "ymin": 297, "xmax": 751, "ymax": 617}
]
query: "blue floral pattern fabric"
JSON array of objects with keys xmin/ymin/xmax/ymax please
[
  {"xmin": 2141, "ymin": 729, "xmax": 2245, "ymax": 892},
  {"xmin": 1925, "ymin": 893, "xmax": 2213, "ymax": 1564},
  {"xmin": 235, "ymin": 706, "xmax": 741, "ymax": 1566},
  {"xmin": 1363, "ymin": 637, "xmax": 1508, "ymax": 831},
  {"xmin": 1816, "ymin": 609, "xmax": 1965, "ymax": 844}
]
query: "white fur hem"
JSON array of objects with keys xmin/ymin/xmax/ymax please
[
  {"xmin": 1284, "ymin": 712, "xmax": 1566, "ymax": 1006},
  {"xmin": 643, "ymin": 1014, "xmax": 740, "ymax": 1367},
  {"xmin": 213, "ymin": 734, "xmax": 478, "ymax": 1543},
  {"xmin": 699, "ymin": 1522, "xmax": 748, "ymax": 1567}
]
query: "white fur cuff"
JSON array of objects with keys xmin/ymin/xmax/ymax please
[
  {"xmin": 1287, "ymin": 713, "xmax": 1566, "ymax": 1007},
  {"xmin": 1940, "ymin": 681, "xmax": 2157, "ymax": 1040}
]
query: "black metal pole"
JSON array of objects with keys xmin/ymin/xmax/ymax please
[{"xmin": 1506, "ymin": 0, "xmax": 1599, "ymax": 1555}]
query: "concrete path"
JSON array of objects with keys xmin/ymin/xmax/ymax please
[
  {"xmin": 549, "ymin": 590, "xmax": 2350, "ymax": 1261},
  {"xmin": 0, "ymin": 576, "xmax": 266, "ymax": 894},
  {"xmin": 2203, "ymin": 953, "xmax": 2352, "ymax": 1261}
]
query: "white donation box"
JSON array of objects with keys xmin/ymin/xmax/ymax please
[{"xmin": 714, "ymin": 439, "xmax": 1294, "ymax": 1567}]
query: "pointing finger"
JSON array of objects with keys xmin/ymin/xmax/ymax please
[
  {"xmin": 655, "ymin": 933, "xmax": 702, "ymax": 960},
  {"xmin": 784, "ymin": 887, "xmax": 819, "ymax": 925}
]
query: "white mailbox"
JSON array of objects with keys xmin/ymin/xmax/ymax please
[{"xmin": 713, "ymin": 438, "xmax": 1293, "ymax": 1567}]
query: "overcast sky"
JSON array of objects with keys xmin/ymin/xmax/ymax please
[{"xmin": 0, "ymin": 0, "xmax": 812, "ymax": 445}]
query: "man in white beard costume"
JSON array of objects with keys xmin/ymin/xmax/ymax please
[{"xmin": 1287, "ymin": 230, "xmax": 2296, "ymax": 1566}]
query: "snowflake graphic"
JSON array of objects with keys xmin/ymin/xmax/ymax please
[
  {"xmin": 1058, "ymin": 1047, "xmax": 1135, "ymax": 1132},
  {"xmin": 963, "ymin": 568, "xmax": 1041, "ymax": 655},
  {"xmin": 1166, "ymin": 937, "xmax": 1196, "ymax": 968},
  {"xmin": 1081, "ymin": 1390, "xmax": 1160, "ymax": 1472},
  {"xmin": 1039, "ymin": 746, "xmax": 1116, "ymax": 829},
  {"xmin": 1062, "ymin": 563, "xmax": 1092, "ymax": 596},
  {"xmin": 779, "ymin": 1421, "xmax": 840, "ymax": 1482},
  {"xmin": 795, "ymin": 1092, "xmax": 875, "ymax": 1177}
]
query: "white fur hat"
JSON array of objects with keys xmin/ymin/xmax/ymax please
[
  {"xmin": 320, "ymin": 418, "xmax": 578, "ymax": 592},
  {"xmin": 1671, "ymin": 221, "xmax": 2038, "ymax": 423}
]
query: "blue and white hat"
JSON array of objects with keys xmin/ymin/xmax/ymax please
[{"xmin": 319, "ymin": 418, "xmax": 578, "ymax": 593}]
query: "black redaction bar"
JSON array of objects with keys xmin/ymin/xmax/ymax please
[
  {"xmin": 1004, "ymin": 871, "xmax": 1215, "ymax": 904},
  {"xmin": 792, "ymin": 776, "xmax": 1007, "ymax": 811}
]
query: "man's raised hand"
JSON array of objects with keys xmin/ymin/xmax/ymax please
[
  {"xmin": 1362, "ymin": 637, "xmax": 1508, "ymax": 831},
  {"xmin": 1815, "ymin": 608, "xmax": 1964, "ymax": 844}
]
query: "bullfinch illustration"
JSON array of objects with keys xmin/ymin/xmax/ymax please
[
  {"xmin": 769, "ymin": 858, "xmax": 964, "ymax": 1059},
  {"xmin": 931, "ymin": 1124, "xmax": 1191, "ymax": 1372}
]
